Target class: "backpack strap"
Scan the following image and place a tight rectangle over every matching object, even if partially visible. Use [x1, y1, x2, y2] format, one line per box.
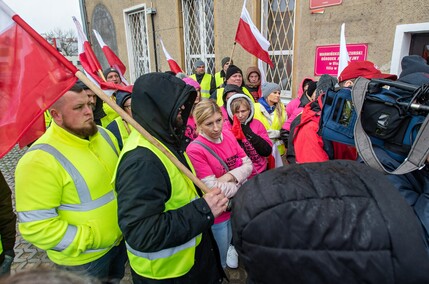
[191, 140, 230, 172]
[352, 77, 429, 174]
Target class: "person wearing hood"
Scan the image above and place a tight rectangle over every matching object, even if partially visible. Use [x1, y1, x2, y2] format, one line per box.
[253, 82, 287, 159]
[225, 94, 272, 178]
[390, 55, 429, 95]
[244, 66, 262, 101]
[106, 90, 133, 150]
[283, 77, 314, 131]
[220, 84, 242, 121]
[210, 64, 254, 106]
[114, 73, 227, 283]
[214, 57, 233, 88]
[190, 60, 216, 99]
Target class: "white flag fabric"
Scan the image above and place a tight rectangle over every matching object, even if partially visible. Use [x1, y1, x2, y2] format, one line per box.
[337, 23, 350, 78]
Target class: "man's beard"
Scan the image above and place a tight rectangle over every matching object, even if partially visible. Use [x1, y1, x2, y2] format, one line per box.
[63, 120, 98, 138]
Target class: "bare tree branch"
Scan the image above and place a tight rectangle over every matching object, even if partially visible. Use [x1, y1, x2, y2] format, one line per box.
[42, 28, 77, 56]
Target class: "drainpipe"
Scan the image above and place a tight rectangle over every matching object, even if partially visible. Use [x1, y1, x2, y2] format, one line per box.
[147, 6, 158, 71]
[78, 0, 90, 38]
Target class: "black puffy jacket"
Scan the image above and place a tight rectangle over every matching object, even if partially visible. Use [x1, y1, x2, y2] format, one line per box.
[232, 160, 429, 284]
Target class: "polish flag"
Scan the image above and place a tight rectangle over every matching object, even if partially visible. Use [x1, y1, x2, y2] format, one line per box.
[93, 29, 129, 85]
[73, 16, 104, 82]
[0, 1, 78, 157]
[235, 0, 273, 68]
[160, 39, 184, 74]
[337, 23, 350, 77]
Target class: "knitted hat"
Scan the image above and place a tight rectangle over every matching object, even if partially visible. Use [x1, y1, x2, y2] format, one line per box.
[338, 61, 397, 82]
[182, 77, 201, 90]
[261, 82, 280, 99]
[115, 91, 132, 109]
[193, 60, 205, 69]
[103, 67, 120, 79]
[221, 57, 233, 67]
[75, 80, 89, 90]
[225, 64, 243, 81]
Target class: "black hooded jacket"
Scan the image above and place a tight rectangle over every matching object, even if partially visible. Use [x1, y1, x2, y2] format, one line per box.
[115, 73, 224, 283]
[232, 160, 429, 284]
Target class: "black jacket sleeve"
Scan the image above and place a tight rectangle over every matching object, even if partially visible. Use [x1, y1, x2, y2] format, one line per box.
[242, 123, 272, 157]
[115, 147, 214, 252]
[0, 171, 16, 257]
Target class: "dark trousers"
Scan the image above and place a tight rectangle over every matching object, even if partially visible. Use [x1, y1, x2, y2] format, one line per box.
[56, 240, 127, 283]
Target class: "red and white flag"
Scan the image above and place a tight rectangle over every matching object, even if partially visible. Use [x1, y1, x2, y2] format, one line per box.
[235, 0, 273, 68]
[0, 1, 78, 157]
[73, 16, 103, 83]
[337, 23, 350, 77]
[93, 29, 129, 85]
[160, 39, 184, 74]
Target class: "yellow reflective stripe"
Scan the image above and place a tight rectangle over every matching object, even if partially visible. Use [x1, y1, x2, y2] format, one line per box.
[126, 236, 197, 260]
[97, 126, 118, 156]
[17, 209, 58, 223]
[28, 144, 92, 203]
[59, 191, 115, 211]
[52, 225, 77, 251]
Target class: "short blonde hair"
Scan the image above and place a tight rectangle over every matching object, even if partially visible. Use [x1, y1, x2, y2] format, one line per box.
[193, 99, 222, 127]
[230, 97, 250, 114]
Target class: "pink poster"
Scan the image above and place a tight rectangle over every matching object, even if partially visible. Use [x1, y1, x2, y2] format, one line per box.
[314, 44, 368, 76]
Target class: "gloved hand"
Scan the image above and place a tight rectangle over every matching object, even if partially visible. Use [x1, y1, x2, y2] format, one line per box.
[280, 128, 290, 145]
[267, 129, 280, 139]
[241, 123, 255, 140]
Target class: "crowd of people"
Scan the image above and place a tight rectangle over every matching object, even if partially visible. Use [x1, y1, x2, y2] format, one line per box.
[1, 54, 429, 283]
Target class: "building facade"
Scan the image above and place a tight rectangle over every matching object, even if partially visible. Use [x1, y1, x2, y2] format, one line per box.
[80, 0, 429, 100]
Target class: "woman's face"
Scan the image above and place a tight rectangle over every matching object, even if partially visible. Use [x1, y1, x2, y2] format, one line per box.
[199, 112, 224, 140]
[267, 90, 281, 106]
[234, 104, 250, 124]
[226, 73, 243, 87]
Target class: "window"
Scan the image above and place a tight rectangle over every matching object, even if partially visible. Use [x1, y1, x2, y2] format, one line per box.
[124, 5, 151, 82]
[182, 0, 215, 75]
[261, 0, 295, 98]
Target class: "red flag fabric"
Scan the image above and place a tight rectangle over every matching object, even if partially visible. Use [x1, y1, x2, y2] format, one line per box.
[235, 0, 274, 68]
[231, 115, 246, 140]
[73, 16, 103, 82]
[0, 1, 78, 158]
[160, 39, 184, 74]
[93, 29, 129, 85]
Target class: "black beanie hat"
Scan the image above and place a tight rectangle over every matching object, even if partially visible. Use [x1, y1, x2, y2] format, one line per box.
[225, 65, 243, 81]
[103, 67, 120, 79]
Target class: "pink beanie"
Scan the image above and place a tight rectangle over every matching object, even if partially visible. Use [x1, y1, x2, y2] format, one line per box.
[182, 77, 201, 90]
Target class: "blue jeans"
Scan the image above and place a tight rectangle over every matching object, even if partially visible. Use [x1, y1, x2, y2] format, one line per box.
[211, 219, 232, 268]
[56, 240, 127, 283]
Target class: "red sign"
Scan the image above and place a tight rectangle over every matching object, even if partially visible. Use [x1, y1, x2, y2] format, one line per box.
[314, 44, 368, 76]
[310, 0, 343, 9]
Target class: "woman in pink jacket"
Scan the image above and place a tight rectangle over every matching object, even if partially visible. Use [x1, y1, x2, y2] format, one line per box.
[224, 94, 272, 178]
[187, 99, 253, 269]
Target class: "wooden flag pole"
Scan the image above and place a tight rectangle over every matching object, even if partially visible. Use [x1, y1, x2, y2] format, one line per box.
[75, 70, 211, 194]
[228, 42, 237, 65]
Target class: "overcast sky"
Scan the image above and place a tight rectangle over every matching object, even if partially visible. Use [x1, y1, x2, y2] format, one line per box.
[3, 0, 82, 34]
